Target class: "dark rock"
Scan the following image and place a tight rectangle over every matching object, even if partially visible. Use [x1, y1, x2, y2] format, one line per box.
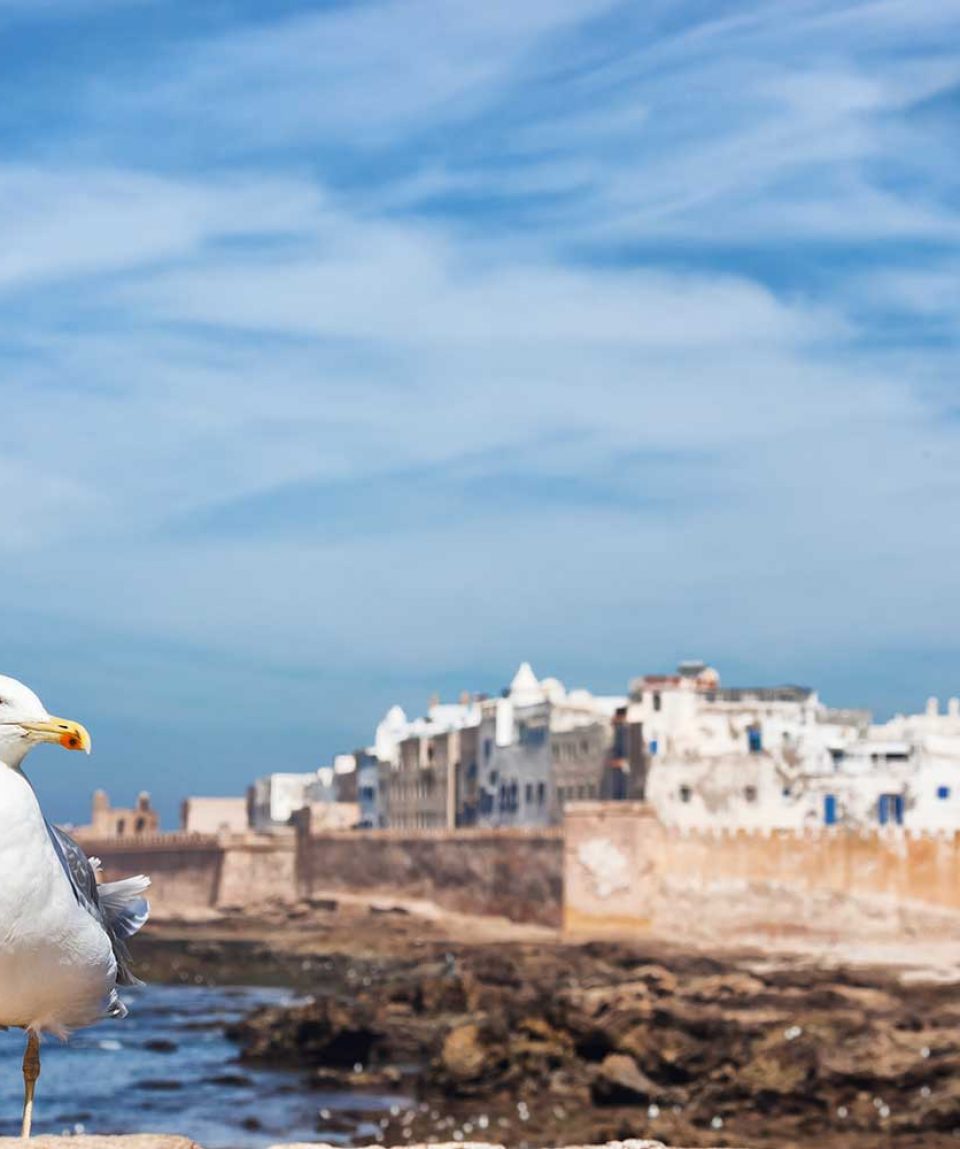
[591, 1053, 660, 1105]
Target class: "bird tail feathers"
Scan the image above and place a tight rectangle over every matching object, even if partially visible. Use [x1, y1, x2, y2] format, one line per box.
[100, 874, 151, 940]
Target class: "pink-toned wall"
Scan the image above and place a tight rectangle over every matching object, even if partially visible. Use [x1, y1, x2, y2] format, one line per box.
[564, 801, 960, 942]
[85, 804, 960, 941]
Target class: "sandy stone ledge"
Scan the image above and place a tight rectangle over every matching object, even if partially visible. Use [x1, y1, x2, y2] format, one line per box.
[269, 1143, 671, 1149]
[0, 1138, 201, 1149]
[0, 1138, 721, 1149]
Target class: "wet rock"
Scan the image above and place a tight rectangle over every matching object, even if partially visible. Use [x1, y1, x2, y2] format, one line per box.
[313, 1065, 404, 1089]
[440, 1024, 491, 1083]
[591, 1054, 660, 1105]
[228, 998, 382, 1067]
[202, 1072, 254, 1087]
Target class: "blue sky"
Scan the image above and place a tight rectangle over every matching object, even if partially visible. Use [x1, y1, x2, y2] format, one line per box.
[2, 0, 959, 825]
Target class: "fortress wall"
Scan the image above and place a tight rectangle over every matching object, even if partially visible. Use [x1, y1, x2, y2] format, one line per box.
[565, 801, 960, 942]
[298, 826, 564, 926]
[83, 835, 224, 913]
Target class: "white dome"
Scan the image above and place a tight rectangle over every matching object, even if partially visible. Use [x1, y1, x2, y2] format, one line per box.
[382, 705, 408, 729]
[540, 676, 567, 703]
[509, 662, 543, 704]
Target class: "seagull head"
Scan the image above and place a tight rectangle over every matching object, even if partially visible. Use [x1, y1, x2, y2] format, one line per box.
[0, 675, 92, 770]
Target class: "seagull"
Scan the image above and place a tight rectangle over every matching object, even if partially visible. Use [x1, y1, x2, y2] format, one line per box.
[0, 675, 150, 1138]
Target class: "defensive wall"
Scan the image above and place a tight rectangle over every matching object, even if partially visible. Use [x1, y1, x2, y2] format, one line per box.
[565, 801, 960, 942]
[84, 803, 960, 940]
[83, 825, 563, 925]
[293, 821, 563, 925]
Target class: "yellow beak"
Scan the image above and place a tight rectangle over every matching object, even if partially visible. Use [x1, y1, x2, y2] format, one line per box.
[20, 717, 92, 754]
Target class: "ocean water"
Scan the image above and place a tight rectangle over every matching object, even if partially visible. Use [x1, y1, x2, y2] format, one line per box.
[0, 984, 411, 1148]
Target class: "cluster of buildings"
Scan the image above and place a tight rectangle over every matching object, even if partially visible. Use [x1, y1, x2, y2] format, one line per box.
[86, 661, 960, 839]
[241, 659, 960, 835]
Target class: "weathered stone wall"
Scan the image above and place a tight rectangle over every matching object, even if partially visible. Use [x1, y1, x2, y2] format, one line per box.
[565, 800, 960, 941]
[83, 826, 564, 925]
[87, 803, 960, 940]
[216, 832, 298, 909]
[298, 827, 564, 925]
[87, 834, 224, 911]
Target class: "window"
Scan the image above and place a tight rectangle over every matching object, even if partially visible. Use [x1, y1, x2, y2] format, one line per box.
[483, 738, 493, 762]
[744, 786, 757, 803]
[747, 726, 763, 753]
[679, 786, 691, 803]
[519, 723, 547, 747]
[116, 818, 126, 835]
[537, 782, 546, 806]
[653, 692, 661, 712]
[878, 793, 904, 826]
[649, 739, 658, 755]
[938, 785, 951, 800]
[525, 783, 533, 804]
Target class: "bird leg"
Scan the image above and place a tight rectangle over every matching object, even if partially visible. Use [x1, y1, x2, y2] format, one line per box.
[21, 1030, 40, 1138]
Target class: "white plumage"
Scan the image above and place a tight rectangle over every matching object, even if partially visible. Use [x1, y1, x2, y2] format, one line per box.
[0, 674, 150, 1136]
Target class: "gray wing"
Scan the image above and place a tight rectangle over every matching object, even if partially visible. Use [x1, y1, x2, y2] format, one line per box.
[45, 821, 149, 988]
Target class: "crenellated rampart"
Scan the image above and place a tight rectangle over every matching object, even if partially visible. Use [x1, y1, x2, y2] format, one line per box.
[564, 801, 960, 942]
[80, 803, 960, 942]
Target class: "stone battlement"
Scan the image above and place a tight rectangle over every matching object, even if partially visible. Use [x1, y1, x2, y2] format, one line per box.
[81, 802, 960, 943]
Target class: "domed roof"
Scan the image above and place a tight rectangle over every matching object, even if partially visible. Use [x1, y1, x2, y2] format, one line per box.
[382, 705, 408, 729]
[540, 676, 567, 703]
[509, 662, 543, 704]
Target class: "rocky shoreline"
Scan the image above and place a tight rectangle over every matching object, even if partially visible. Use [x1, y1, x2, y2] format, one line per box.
[131, 901, 960, 1149]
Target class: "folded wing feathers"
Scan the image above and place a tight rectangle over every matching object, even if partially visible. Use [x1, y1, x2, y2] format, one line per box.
[98, 874, 151, 988]
[99, 875, 151, 939]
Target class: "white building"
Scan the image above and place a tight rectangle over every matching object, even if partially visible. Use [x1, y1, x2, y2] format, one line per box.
[473, 663, 630, 828]
[369, 663, 635, 829]
[643, 664, 960, 833]
[249, 771, 323, 830]
[376, 696, 482, 829]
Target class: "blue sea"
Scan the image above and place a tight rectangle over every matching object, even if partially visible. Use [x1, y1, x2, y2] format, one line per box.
[0, 984, 412, 1147]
